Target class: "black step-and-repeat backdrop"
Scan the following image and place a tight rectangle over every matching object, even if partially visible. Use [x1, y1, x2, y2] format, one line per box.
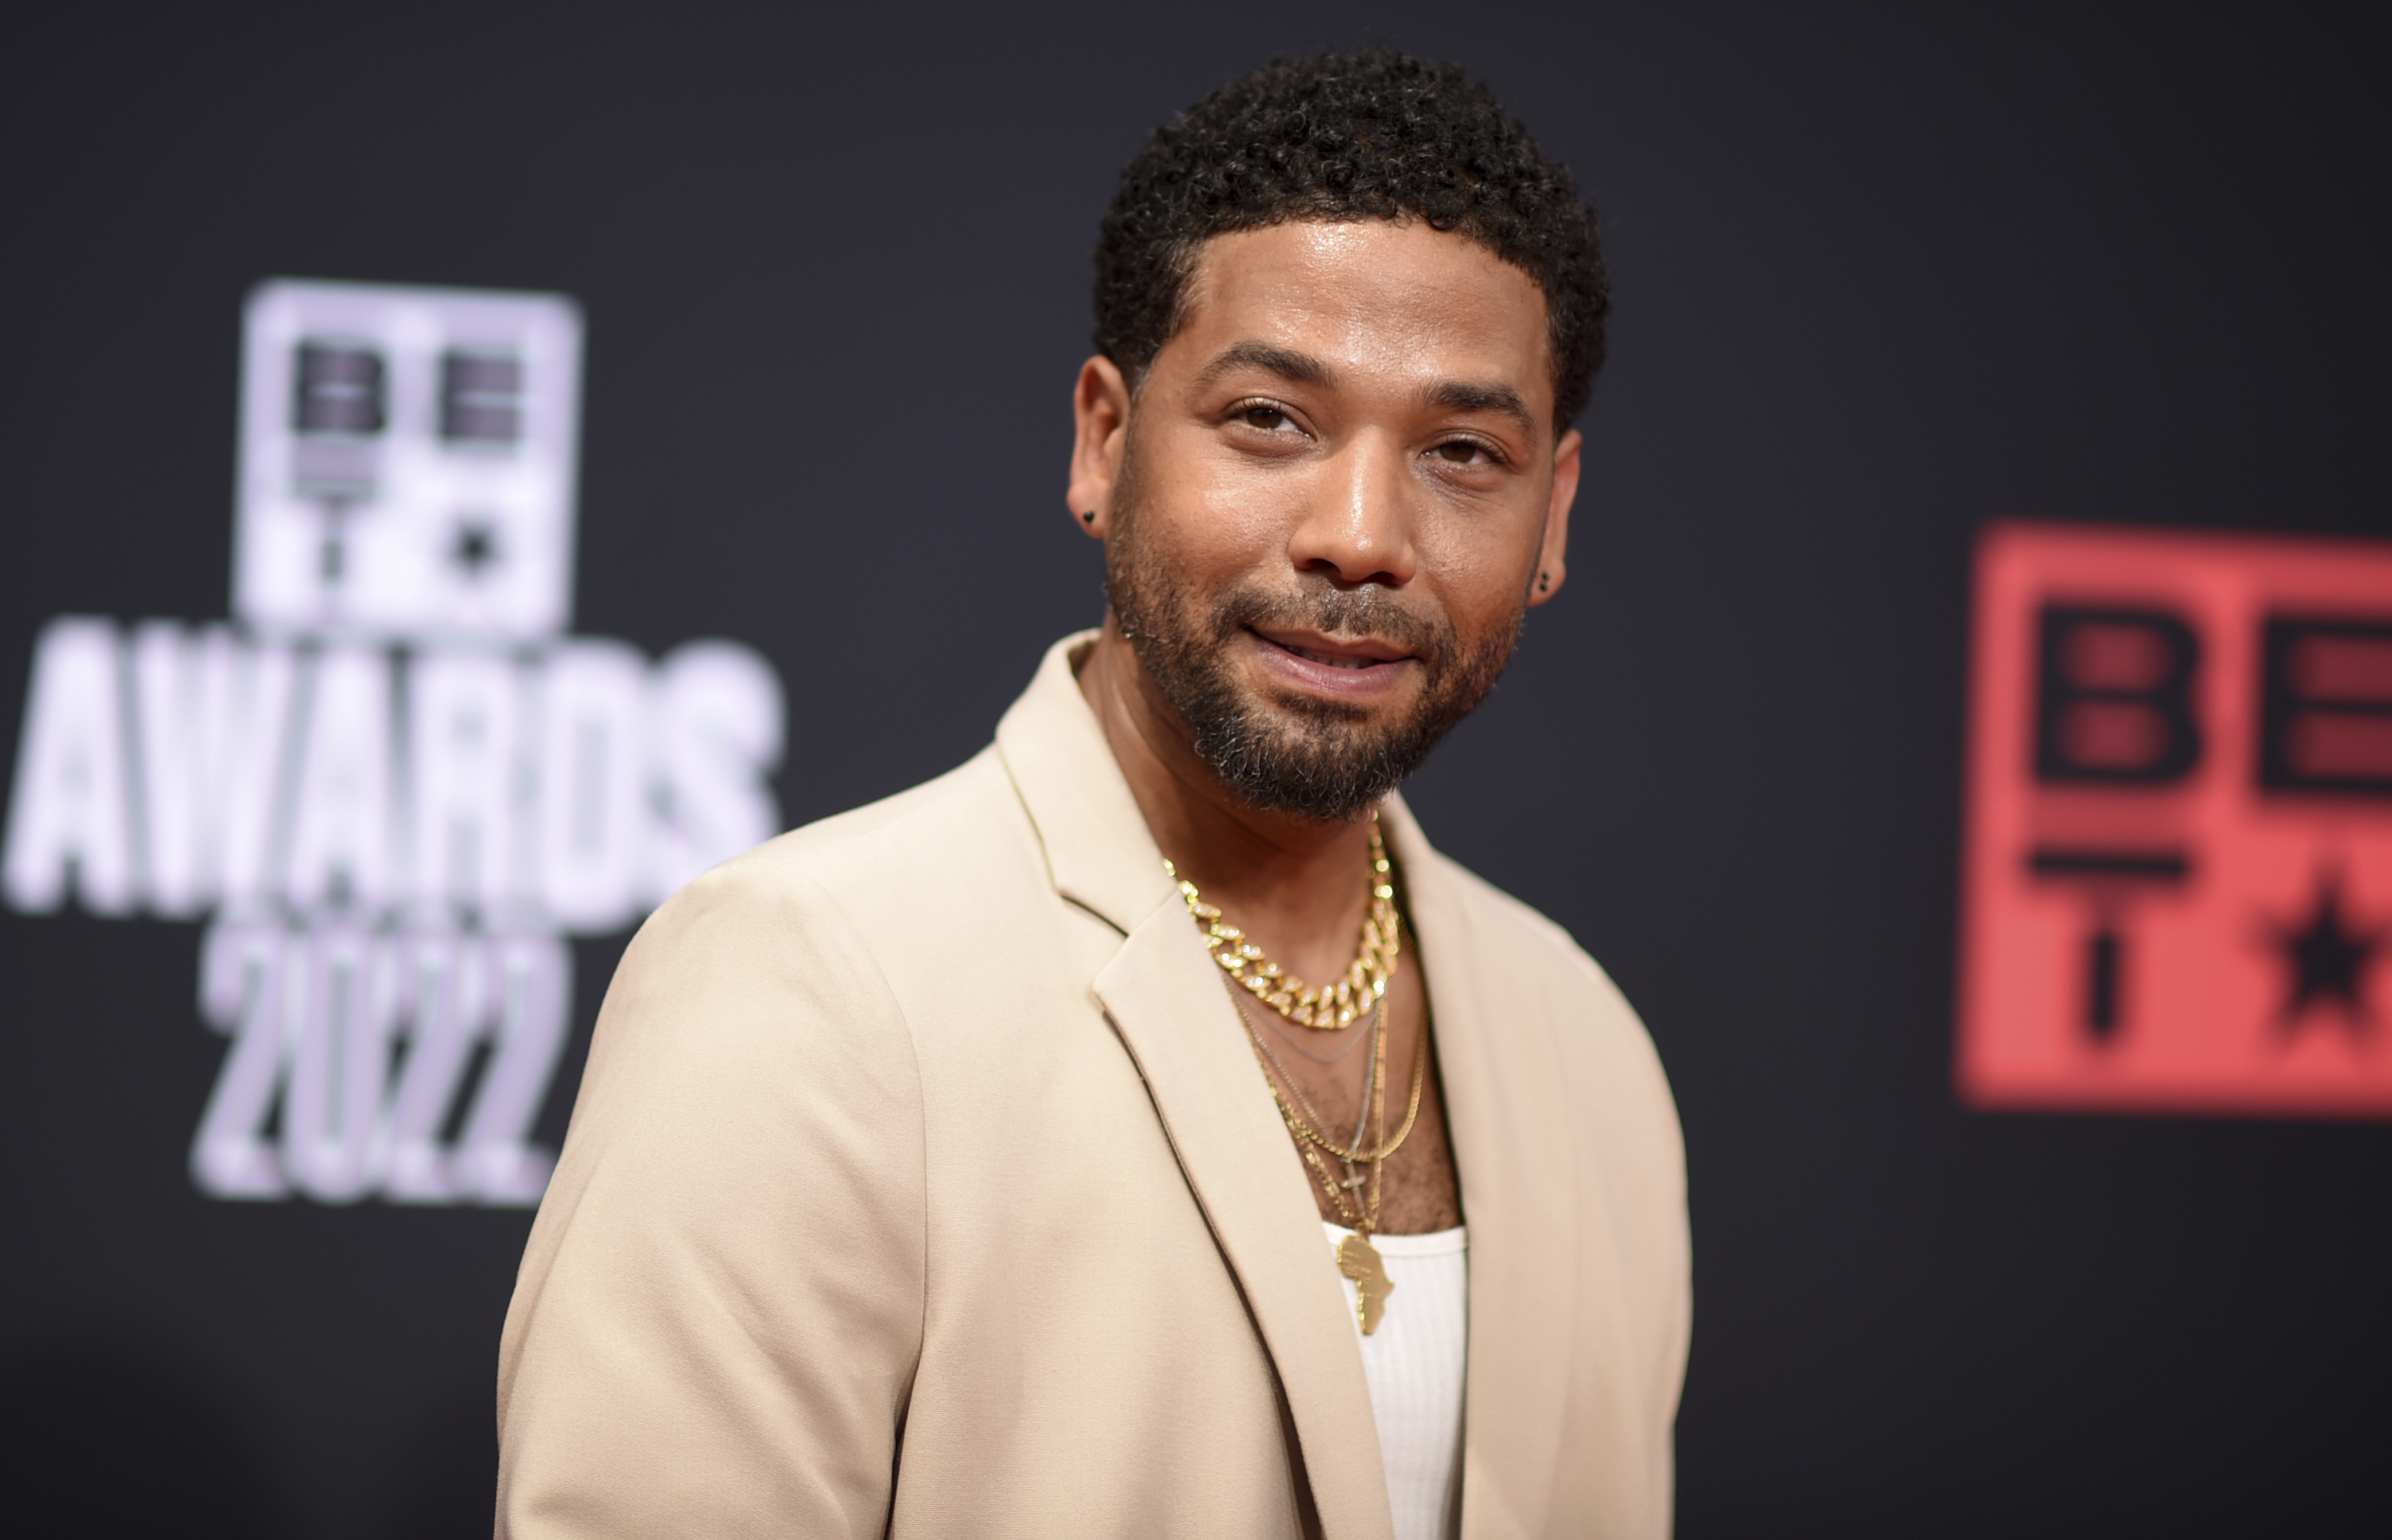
[4, 6, 2386, 1535]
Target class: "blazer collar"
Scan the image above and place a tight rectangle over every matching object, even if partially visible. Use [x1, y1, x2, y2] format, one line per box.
[994, 632, 1174, 934]
[995, 634, 1395, 1540]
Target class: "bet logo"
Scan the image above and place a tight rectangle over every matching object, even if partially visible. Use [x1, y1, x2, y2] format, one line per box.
[1957, 522, 2392, 1115]
[1, 281, 789, 1204]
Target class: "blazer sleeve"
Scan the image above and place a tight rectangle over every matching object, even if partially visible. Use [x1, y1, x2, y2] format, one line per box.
[497, 855, 927, 1539]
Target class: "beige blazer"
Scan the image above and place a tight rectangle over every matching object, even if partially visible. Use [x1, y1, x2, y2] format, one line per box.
[498, 634, 1690, 1539]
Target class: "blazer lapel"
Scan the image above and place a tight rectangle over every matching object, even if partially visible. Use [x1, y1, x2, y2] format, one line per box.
[1095, 902, 1396, 1540]
[997, 634, 1395, 1540]
[1380, 798, 1580, 1540]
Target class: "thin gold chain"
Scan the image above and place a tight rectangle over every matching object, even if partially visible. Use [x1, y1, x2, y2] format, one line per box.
[1253, 1000, 1375, 1064]
[1243, 984, 1381, 1228]
[1242, 981, 1389, 1232]
[1231, 972, 1431, 1233]
[1165, 811, 1399, 1030]
[1240, 986, 1384, 1157]
[1253, 1002, 1429, 1165]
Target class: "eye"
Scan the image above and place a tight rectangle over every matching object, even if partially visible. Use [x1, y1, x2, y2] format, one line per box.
[1428, 438, 1501, 466]
[1229, 399, 1306, 435]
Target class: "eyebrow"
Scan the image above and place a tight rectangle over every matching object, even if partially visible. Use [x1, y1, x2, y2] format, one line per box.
[1193, 339, 1543, 443]
[1422, 379, 1540, 440]
[1188, 340, 1337, 393]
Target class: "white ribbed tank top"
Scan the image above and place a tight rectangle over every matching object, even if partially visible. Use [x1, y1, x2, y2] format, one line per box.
[1324, 1222, 1468, 1540]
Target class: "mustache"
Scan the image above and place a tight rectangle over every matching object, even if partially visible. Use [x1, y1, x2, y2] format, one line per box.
[1206, 582, 1458, 669]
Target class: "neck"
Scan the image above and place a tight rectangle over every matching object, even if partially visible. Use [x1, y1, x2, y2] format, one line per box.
[1078, 611, 1381, 983]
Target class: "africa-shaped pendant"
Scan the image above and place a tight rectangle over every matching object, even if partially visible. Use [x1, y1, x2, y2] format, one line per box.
[1336, 1233, 1394, 1334]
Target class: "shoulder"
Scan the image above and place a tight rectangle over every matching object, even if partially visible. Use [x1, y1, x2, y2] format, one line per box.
[590, 744, 1055, 1080]
[590, 748, 1022, 1069]
[553, 757, 1039, 1219]
[701, 742, 1021, 897]
[1415, 846, 1639, 1024]
[1414, 847, 1682, 1151]
[642, 744, 1031, 958]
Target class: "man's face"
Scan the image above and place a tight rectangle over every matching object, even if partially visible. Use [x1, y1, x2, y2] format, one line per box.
[1092, 218, 1580, 821]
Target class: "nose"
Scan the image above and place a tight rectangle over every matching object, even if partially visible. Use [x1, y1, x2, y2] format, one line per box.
[1285, 430, 1418, 590]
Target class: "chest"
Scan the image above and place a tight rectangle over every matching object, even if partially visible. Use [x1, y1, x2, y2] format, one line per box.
[1231, 946, 1464, 1236]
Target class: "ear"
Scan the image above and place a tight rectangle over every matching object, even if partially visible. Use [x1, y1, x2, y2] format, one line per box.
[1067, 355, 1133, 538]
[1526, 425, 1581, 607]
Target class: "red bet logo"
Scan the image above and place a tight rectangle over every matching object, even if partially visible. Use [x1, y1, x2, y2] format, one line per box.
[1956, 522, 2392, 1116]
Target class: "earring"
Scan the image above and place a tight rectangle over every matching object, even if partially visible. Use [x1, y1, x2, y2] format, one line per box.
[1538, 572, 1550, 592]
[1082, 510, 1096, 524]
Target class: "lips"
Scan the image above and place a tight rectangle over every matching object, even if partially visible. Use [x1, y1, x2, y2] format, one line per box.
[1253, 627, 1410, 666]
[1282, 642, 1387, 670]
[1249, 627, 1415, 698]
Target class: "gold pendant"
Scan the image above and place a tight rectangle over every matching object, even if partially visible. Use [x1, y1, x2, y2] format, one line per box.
[1336, 1233, 1394, 1335]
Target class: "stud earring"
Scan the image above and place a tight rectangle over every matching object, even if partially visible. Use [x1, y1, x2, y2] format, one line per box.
[1082, 510, 1096, 524]
[1538, 572, 1550, 592]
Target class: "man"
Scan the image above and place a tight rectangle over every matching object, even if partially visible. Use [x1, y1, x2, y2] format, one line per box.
[498, 49, 1689, 1540]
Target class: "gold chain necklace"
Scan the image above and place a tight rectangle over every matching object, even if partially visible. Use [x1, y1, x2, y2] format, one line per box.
[1240, 996, 1426, 1337]
[1164, 811, 1399, 1030]
[1238, 985, 1384, 1225]
[1243, 991, 1429, 1168]
[1164, 815, 1421, 1333]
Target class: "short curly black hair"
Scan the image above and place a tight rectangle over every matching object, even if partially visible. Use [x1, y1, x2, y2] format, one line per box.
[1095, 49, 1607, 429]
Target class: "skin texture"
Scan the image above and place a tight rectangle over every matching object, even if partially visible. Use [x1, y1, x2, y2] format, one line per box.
[1068, 218, 1581, 1235]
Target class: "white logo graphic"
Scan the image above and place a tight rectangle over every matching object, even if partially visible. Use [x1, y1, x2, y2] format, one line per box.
[2, 280, 786, 1207]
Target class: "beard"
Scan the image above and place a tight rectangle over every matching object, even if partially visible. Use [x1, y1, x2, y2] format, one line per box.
[1103, 450, 1525, 823]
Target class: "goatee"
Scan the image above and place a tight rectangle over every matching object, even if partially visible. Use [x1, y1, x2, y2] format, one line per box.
[1104, 475, 1522, 823]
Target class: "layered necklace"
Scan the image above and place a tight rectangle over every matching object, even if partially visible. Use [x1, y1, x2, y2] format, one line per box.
[1165, 810, 1425, 1334]
[1179, 815, 1402, 1029]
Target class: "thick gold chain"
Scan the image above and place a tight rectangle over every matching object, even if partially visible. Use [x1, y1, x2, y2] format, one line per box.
[1165, 811, 1399, 1030]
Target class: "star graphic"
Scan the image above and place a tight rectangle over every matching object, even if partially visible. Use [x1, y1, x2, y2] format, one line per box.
[450, 519, 500, 578]
[2271, 870, 2384, 1031]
